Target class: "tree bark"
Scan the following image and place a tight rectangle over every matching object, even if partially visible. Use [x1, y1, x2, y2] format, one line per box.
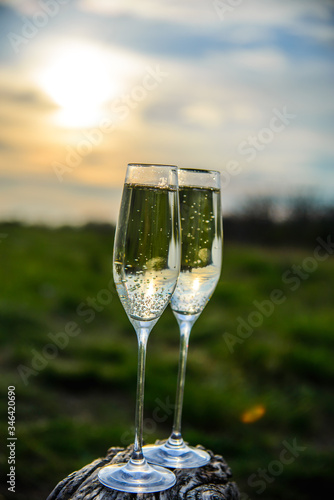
[47, 442, 240, 500]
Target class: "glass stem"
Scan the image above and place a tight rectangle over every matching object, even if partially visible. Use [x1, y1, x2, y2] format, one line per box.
[131, 327, 150, 463]
[168, 320, 192, 446]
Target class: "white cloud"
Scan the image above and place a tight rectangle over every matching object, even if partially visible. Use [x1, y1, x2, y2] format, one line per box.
[78, 0, 333, 36]
[78, 0, 217, 25]
[181, 102, 223, 127]
[213, 0, 332, 28]
[222, 48, 289, 72]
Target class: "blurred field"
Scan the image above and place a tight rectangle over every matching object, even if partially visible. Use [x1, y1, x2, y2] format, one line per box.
[0, 221, 333, 500]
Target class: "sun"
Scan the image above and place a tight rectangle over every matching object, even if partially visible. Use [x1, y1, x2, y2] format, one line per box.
[36, 40, 121, 128]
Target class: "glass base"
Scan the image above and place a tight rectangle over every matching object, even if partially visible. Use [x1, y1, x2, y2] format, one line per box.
[98, 458, 176, 493]
[143, 440, 211, 469]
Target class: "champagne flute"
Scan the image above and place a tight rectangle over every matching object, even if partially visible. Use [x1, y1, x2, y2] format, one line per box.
[98, 163, 180, 493]
[143, 168, 223, 468]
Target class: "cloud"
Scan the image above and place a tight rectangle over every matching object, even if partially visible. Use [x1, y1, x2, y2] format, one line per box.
[0, 86, 56, 108]
[71, 0, 334, 71]
[0, 140, 13, 151]
[181, 102, 223, 128]
[0, 0, 51, 16]
[220, 47, 289, 72]
[78, 0, 334, 37]
[78, 0, 217, 25]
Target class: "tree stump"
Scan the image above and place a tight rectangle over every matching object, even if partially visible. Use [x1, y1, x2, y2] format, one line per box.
[47, 442, 240, 499]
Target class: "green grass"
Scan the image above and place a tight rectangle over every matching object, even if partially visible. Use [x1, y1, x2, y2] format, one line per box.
[0, 223, 333, 499]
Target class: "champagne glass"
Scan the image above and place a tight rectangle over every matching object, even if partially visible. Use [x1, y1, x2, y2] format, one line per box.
[98, 163, 180, 493]
[143, 168, 223, 468]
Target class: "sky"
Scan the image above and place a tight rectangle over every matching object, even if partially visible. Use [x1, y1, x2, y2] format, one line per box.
[0, 0, 333, 225]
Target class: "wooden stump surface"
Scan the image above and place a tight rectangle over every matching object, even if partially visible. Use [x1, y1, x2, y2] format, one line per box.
[47, 442, 240, 499]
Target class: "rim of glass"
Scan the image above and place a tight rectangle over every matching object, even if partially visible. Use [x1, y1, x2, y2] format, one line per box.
[178, 167, 220, 175]
[128, 163, 178, 169]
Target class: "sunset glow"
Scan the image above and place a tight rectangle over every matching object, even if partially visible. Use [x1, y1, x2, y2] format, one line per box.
[0, 0, 333, 225]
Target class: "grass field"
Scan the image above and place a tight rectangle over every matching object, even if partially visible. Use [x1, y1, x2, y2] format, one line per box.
[0, 223, 333, 499]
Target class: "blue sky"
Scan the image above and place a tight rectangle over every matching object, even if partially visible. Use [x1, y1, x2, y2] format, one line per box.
[0, 0, 333, 224]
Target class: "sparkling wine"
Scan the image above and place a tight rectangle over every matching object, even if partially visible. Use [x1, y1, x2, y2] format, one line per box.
[114, 183, 180, 322]
[171, 186, 222, 316]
